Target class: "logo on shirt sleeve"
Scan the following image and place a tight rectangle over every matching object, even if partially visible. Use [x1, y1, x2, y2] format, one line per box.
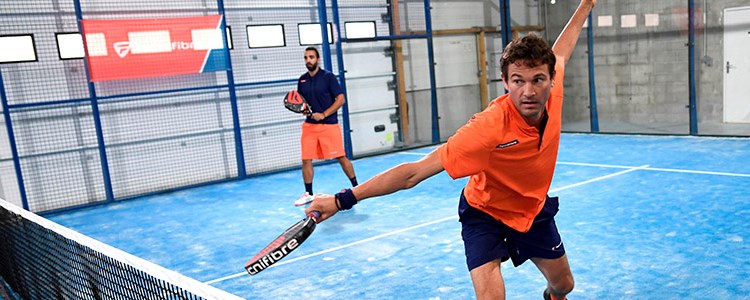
[496, 139, 519, 148]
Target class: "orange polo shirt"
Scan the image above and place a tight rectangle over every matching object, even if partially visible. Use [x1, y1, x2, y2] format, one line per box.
[437, 58, 564, 232]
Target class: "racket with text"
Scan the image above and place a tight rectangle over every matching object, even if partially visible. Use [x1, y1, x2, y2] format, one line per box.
[244, 211, 320, 276]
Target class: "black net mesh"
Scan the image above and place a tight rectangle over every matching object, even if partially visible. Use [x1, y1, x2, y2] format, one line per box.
[0, 198, 243, 300]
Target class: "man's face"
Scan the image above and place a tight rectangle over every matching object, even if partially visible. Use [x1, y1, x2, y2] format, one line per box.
[502, 61, 554, 126]
[304, 50, 319, 72]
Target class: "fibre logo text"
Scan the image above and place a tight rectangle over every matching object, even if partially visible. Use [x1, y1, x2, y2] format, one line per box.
[246, 238, 300, 275]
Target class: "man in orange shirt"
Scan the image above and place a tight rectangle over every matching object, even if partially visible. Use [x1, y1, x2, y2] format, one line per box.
[306, 1, 596, 299]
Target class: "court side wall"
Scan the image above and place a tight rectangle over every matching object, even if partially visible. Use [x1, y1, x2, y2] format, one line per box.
[546, 0, 750, 134]
[0, 0, 538, 212]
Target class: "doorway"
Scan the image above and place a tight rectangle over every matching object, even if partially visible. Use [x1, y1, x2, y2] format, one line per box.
[723, 6, 750, 123]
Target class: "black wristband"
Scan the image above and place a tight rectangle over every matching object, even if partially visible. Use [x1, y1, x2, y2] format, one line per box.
[335, 189, 357, 211]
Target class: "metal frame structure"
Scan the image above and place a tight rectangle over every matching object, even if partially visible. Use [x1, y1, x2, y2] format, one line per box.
[0, 0, 706, 212]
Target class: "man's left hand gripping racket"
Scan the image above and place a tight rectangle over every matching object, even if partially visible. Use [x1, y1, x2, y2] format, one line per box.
[244, 211, 320, 276]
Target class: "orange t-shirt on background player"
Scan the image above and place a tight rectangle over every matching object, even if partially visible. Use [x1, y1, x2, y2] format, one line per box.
[437, 58, 565, 233]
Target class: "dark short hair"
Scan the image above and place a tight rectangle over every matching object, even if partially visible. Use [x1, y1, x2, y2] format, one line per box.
[305, 46, 320, 58]
[501, 33, 556, 79]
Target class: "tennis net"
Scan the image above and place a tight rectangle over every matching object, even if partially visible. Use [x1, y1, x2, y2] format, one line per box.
[0, 198, 244, 300]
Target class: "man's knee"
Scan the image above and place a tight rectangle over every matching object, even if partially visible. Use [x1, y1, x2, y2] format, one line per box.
[549, 274, 574, 295]
[336, 156, 353, 166]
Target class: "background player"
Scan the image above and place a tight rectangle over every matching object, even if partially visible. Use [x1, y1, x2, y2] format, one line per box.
[295, 47, 358, 205]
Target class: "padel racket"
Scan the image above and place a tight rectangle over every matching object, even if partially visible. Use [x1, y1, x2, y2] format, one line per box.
[283, 90, 311, 115]
[244, 211, 320, 275]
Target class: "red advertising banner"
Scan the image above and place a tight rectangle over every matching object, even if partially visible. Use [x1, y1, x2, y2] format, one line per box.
[81, 15, 228, 82]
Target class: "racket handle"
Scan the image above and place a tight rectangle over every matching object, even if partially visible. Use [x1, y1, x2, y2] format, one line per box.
[308, 211, 321, 219]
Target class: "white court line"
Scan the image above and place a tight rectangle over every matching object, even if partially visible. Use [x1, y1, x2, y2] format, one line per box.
[557, 161, 636, 169]
[205, 216, 456, 285]
[557, 161, 750, 178]
[643, 167, 750, 178]
[398, 152, 750, 177]
[549, 164, 649, 193]
[204, 165, 648, 285]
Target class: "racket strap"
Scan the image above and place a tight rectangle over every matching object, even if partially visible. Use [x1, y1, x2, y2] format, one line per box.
[335, 189, 357, 210]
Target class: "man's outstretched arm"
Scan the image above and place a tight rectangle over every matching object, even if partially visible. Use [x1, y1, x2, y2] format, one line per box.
[552, 0, 597, 65]
[305, 150, 445, 222]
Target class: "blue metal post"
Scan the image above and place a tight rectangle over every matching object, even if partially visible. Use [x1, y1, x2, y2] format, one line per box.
[0, 70, 30, 209]
[499, 0, 512, 95]
[329, 0, 354, 159]
[316, 0, 333, 71]
[587, 12, 599, 132]
[424, 0, 440, 143]
[73, 0, 115, 202]
[500, 0, 513, 49]
[217, 0, 246, 177]
[688, 0, 698, 134]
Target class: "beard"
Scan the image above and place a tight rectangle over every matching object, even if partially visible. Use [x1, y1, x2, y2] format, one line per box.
[306, 63, 318, 72]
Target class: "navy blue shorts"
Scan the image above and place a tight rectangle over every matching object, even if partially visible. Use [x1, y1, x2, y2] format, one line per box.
[459, 192, 565, 270]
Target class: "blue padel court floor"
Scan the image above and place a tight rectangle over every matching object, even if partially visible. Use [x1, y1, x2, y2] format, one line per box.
[48, 133, 750, 299]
